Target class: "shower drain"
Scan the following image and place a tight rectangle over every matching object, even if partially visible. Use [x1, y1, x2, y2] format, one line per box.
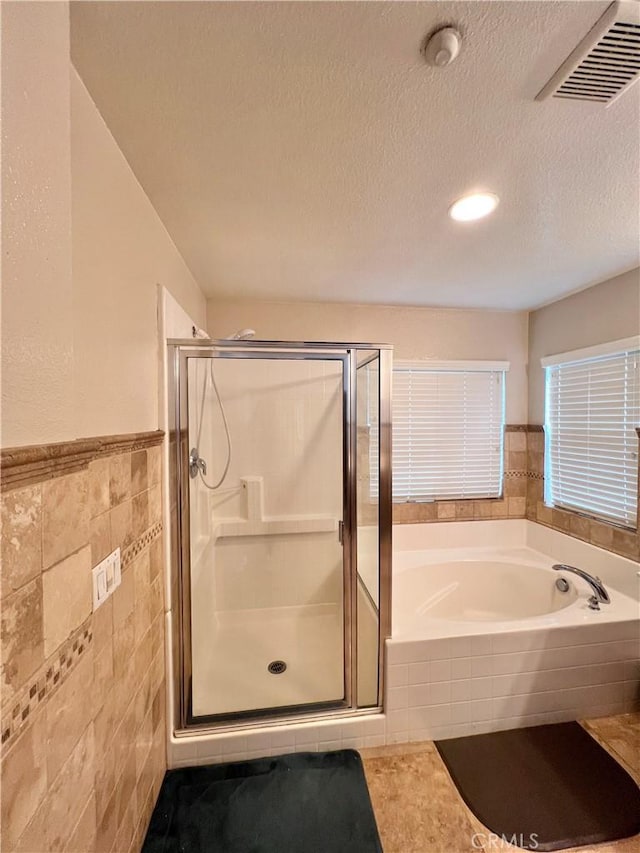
[267, 660, 287, 675]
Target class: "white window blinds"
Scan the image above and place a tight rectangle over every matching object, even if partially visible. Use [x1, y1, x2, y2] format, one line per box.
[373, 362, 506, 503]
[544, 342, 640, 529]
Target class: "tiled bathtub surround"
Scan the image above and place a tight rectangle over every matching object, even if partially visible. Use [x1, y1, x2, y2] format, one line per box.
[385, 621, 639, 744]
[386, 520, 639, 744]
[392, 423, 639, 563]
[393, 425, 529, 524]
[527, 426, 640, 563]
[1, 435, 166, 853]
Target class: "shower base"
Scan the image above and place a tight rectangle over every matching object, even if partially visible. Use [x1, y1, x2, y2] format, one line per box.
[191, 602, 344, 718]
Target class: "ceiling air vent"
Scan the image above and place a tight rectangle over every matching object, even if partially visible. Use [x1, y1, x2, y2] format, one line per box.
[536, 0, 640, 106]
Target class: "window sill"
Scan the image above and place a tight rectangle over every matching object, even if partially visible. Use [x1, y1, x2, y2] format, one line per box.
[546, 502, 638, 535]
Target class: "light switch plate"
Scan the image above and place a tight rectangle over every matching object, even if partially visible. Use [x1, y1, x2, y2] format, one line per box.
[92, 547, 121, 611]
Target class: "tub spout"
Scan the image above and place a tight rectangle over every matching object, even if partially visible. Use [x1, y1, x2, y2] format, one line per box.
[552, 564, 610, 610]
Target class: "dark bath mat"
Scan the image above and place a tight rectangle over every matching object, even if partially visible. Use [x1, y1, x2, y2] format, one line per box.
[435, 721, 640, 851]
[142, 749, 383, 853]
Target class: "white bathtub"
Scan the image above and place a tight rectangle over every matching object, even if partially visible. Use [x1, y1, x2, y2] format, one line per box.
[386, 522, 640, 743]
[393, 547, 639, 639]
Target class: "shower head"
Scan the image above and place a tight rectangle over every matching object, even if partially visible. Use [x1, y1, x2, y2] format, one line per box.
[225, 328, 256, 340]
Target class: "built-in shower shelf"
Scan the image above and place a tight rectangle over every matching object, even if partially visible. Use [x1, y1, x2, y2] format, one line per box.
[212, 475, 338, 540]
[213, 516, 337, 540]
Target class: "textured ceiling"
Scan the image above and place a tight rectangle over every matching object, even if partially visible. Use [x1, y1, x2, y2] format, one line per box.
[70, 1, 639, 310]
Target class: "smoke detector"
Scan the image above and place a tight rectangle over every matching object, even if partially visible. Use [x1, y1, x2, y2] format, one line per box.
[423, 27, 462, 68]
[536, 0, 640, 106]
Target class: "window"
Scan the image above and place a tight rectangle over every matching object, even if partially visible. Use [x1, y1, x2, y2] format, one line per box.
[543, 337, 640, 529]
[369, 361, 507, 502]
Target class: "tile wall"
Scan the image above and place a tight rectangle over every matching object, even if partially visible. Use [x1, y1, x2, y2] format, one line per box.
[390, 423, 639, 562]
[526, 426, 640, 563]
[1, 436, 166, 853]
[169, 713, 389, 769]
[391, 425, 529, 524]
[385, 621, 639, 744]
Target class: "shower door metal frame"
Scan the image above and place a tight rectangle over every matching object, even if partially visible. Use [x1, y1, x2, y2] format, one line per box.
[168, 340, 392, 735]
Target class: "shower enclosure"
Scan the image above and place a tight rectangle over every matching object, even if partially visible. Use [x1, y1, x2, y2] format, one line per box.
[168, 340, 391, 732]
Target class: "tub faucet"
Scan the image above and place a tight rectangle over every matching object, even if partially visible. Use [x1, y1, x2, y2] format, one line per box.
[552, 564, 610, 610]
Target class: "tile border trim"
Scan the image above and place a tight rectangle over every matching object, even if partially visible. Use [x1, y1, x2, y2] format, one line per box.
[0, 430, 164, 492]
[1, 619, 93, 751]
[505, 424, 544, 432]
[122, 521, 163, 570]
[0, 520, 163, 752]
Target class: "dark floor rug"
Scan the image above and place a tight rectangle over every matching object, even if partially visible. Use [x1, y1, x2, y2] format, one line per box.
[142, 749, 383, 853]
[435, 721, 640, 851]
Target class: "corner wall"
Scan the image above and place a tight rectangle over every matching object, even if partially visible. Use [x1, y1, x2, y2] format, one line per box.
[1, 1, 75, 447]
[1, 28, 207, 449]
[1, 4, 207, 852]
[525, 270, 640, 562]
[71, 69, 206, 438]
[528, 268, 640, 424]
[525, 426, 639, 562]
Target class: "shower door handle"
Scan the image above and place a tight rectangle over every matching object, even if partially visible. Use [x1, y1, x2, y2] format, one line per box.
[338, 520, 344, 545]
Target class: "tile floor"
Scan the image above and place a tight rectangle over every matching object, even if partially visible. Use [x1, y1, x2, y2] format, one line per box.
[360, 713, 640, 853]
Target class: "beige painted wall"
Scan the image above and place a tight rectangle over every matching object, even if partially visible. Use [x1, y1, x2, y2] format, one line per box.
[71, 69, 206, 438]
[207, 300, 529, 422]
[528, 268, 640, 423]
[0, 1, 207, 449]
[1, 2, 75, 447]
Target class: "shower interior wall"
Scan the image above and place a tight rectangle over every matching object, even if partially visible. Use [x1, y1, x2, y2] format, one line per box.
[187, 354, 380, 718]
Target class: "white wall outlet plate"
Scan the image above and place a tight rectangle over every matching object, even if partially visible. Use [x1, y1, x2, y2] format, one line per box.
[92, 547, 122, 611]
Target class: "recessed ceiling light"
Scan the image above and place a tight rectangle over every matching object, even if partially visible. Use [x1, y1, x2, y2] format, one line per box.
[449, 192, 499, 222]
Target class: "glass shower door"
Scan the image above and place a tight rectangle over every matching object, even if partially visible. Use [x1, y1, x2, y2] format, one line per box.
[356, 351, 381, 707]
[185, 352, 347, 720]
